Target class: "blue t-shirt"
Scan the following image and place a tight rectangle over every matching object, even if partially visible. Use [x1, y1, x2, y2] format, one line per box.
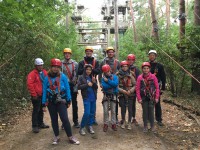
[85, 76, 96, 101]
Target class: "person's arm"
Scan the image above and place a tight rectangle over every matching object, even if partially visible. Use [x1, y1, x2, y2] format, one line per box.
[136, 76, 142, 103]
[42, 77, 48, 105]
[107, 75, 118, 87]
[129, 76, 136, 93]
[62, 74, 71, 101]
[27, 72, 37, 97]
[135, 67, 140, 80]
[160, 64, 166, 90]
[98, 61, 103, 86]
[93, 60, 100, 75]
[101, 78, 113, 89]
[78, 76, 88, 90]
[153, 75, 160, 102]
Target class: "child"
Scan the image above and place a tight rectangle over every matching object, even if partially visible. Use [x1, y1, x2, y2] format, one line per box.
[42, 58, 80, 145]
[101, 64, 119, 132]
[118, 61, 136, 130]
[136, 62, 160, 132]
[78, 64, 98, 135]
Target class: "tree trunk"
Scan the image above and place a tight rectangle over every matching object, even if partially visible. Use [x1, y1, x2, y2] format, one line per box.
[179, 0, 186, 40]
[129, 0, 137, 43]
[192, 0, 200, 95]
[149, 0, 159, 42]
[166, 0, 170, 35]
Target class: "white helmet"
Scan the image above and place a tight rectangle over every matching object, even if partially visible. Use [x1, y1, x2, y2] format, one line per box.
[34, 58, 44, 65]
[148, 50, 157, 55]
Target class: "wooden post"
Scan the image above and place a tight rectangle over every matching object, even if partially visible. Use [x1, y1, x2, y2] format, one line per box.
[179, 0, 186, 40]
[114, 0, 119, 59]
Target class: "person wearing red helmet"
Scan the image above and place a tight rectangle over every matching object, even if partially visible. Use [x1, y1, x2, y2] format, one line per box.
[27, 58, 49, 133]
[101, 64, 119, 132]
[42, 58, 80, 145]
[127, 54, 140, 126]
[136, 62, 160, 133]
[117, 61, 136, 130]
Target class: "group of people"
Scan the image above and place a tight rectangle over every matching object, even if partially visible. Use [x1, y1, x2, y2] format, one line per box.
[26, 46, 166, 145]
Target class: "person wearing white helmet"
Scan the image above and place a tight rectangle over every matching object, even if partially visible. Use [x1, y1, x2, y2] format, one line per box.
[148, 50, 166, 126]
[27, 58, 49, 133]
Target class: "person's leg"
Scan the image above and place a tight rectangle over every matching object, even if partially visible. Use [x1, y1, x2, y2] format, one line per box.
[128, 98, 133, 123]
[80, 101, 90, 128]
[142, 100, 148, 132]
[120, 97, 126, 129]
[57, 103, 72, 137]
[31, 98, 41, 132]
[89, 100, 96, 126]
[149, 101, 155, 131]
[102, 100, 109, 132]
[38, 97, 49, 128]
[110, 100, 117, 131]
[71, 86, 79, 126]
[155, 97, 163, 126]
[47, 103, 59, 136]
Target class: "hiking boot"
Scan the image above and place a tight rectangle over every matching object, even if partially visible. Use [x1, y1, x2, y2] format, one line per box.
[32, 127, 39, 133]
[112, 124, 117, 131]
[121, 122, 125, 129]
[143, 127, 148, 133]
[69, 136, 80, 145]
[39, 123, 49, 129]
[74, 122, 80, 128]
[157, 121, 164, 126]
[52, 136, 60, 145]
[103, 124, 108, 132]
[88, 126, 95, 134]
[79, 128, 86, 136]
[132, 119, 139, 126]
[127, 123, 132, 130]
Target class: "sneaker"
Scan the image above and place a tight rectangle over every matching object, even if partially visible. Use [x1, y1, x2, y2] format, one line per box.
[112, 124, 117, 131]
[39, 123, 49, 129]
[52, 136, 60, 145]
[132, 119, 139, 126]
[79, 128, 86, 136]
[127, 123, 132, 130]
[103, 124, 108, 132]
[157, 121, 164, 126]
[150, 127, 156, 133]
[121, 122, 125, 129]
[143, 127, 148, 133]
[88, 126, 95, 134]
[74, 122, 80, 128]
[32, 127, 39, 133]
[69, 136, 80, 145]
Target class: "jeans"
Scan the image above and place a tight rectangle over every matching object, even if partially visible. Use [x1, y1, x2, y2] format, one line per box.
[48, 102, 72, 137]
[80, 100, 96, 128]
[31, 97, 43, 127]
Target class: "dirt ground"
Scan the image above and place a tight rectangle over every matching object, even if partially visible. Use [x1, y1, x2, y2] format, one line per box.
[0, 89, 200, 150]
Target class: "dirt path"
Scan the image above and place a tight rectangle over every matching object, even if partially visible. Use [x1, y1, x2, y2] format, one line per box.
[0, 90, 199, 150]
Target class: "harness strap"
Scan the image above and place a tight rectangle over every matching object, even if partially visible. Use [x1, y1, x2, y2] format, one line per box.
[48, 75, 60, 93]
[64, 62, 74, 80]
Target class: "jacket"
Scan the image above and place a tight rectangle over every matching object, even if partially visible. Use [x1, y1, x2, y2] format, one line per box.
[136, 73, 160, 103]
[78, 56, 100, 76]
[101, 74, 119, 95]
[42, 72, 71, 105]
[149, 61, 166, 90]
[78, 73, 98, 100]
[117, 70, 136, 97]
[27, 69, 47, 97]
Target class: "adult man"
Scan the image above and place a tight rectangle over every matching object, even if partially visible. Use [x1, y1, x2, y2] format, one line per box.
[99, 46, 120, 123]
[148, 50, 166, 126]
[27, 58, 49, 133]
[62, 48, 79, 128]
[78, 46, 100, 125]
[126, 54, 140, 125]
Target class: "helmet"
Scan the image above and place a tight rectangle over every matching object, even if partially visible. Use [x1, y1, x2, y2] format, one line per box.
[148, 50, 157, 55]
[34, 58, 44, 65]
[127, 54, 136, 61]
[106, 46, 115, 52]
[141, 62, 151, 68]
[63, 48, 72, 54]
[102, 64, 111, 73]
[85, 46, 93, 52]
[51, 58, 62, 67]
[120, 61, 129, 66]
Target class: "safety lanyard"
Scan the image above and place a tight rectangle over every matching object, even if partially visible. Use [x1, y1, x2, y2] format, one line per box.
[48, 75, 60, 93]
[64, 62, 74, 80]
[122, 77, 131, 89]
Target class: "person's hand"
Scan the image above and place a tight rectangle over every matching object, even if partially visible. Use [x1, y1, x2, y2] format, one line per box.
[92, 76, 96, 83]
[138, 100, 142, 104]
[123, 90, 128, 95]
[66, 101, 71, 108]
[127, 90, 131, 96]
[43, 107, 47, 112]
[88, 82, 93, 87]
[103, 77, 108, 82]
[155, 99, 159, 103]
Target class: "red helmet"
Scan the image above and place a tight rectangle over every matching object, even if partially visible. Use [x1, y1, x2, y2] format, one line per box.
[127, 54, 136, 61]
[120, 60, 129, 66]
[51, 58, 62, 67]
[102, 64, 111, 73]
[141, 62, 151, 68]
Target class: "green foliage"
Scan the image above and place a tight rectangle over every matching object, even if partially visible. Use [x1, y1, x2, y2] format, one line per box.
[0, 0, 79, 113]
